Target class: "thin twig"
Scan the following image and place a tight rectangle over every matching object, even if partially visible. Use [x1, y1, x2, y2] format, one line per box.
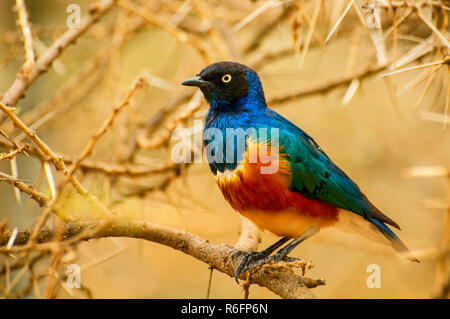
[14, 0, 35, 78]
[116, 0, 211, 63]
[60, 77, 147, 190]
[0, 172, 50, 206]
[0, 143, 29, 161]
[268, 62, 389, 105]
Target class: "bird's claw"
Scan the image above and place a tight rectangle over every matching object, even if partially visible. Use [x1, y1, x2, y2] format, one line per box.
[234, 251, 264, 283]
[234, 251, 303, 283]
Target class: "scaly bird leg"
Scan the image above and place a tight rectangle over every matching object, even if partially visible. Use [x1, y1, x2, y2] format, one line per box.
[235, 227, 319, 282]
[234, 237, 289, 283]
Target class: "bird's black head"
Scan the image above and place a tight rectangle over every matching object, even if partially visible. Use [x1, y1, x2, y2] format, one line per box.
[182, 62, 266, 110]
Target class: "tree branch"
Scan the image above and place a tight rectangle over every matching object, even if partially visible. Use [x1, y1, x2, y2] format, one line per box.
[0, 171, 50, 206]
[268, 63, 389, 106]
[0, 143, 29, 161]
[14, 0, 35, 78]
[0, 0, 114, 122]
[0, 220, 325, 299]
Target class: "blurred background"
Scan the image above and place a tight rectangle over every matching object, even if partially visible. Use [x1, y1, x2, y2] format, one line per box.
[0, 0, 449, 298]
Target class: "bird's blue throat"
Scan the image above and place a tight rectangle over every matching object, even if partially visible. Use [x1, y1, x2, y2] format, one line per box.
[203, 69, 267, 174]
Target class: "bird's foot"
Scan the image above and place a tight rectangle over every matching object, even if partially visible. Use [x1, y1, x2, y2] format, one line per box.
[234, 250, 305, 283]
[234, 250, 268, 283]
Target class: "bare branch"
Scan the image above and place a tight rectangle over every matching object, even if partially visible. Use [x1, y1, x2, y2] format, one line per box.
[0, 0, 114, 122]
[14, 0, 35, 77]
[0, 220, 325, 299]
[116, 0, 211, 63]
[61, 76, 147, 188]
[0, 143, 29, 161]
[268, 62, 389, 105]
[0, 171, 50, 206]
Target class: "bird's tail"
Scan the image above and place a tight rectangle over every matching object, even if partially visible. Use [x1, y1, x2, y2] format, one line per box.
[369, 218, 420, 263]
[336, 209, 419, 262]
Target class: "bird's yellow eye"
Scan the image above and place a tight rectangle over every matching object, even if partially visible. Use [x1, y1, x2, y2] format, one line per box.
[222, 74, 232, 83]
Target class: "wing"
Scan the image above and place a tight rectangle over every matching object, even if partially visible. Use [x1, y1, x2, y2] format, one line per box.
[262, 109, 399, 228]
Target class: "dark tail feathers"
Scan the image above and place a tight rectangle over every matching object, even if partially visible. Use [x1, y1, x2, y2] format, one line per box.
[369, 218, 420, 263]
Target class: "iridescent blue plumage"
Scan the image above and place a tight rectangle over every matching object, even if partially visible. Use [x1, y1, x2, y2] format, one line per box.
[203, 66, 375, 220]
[182, 61, 418, 265]
[204, 69, 266, 173]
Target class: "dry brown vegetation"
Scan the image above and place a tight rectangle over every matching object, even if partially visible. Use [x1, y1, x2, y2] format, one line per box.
[0, 0, 449, 299]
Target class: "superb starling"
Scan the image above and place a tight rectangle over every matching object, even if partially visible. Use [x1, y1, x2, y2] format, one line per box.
[182, 62, 418, 282]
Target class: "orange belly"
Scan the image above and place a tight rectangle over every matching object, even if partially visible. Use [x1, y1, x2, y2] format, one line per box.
[214, 141, 338, 238]
[240, 208, 337, 238]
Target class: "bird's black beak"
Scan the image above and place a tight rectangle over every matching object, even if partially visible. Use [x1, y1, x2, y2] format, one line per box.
[181, 75, 209, 87]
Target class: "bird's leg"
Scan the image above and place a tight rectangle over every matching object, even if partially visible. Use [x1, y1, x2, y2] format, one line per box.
[239, 227, 319, 279]
[234, 237, 289, 283]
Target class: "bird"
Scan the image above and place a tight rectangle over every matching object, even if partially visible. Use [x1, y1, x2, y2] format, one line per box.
[181, 61, 418, 282]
